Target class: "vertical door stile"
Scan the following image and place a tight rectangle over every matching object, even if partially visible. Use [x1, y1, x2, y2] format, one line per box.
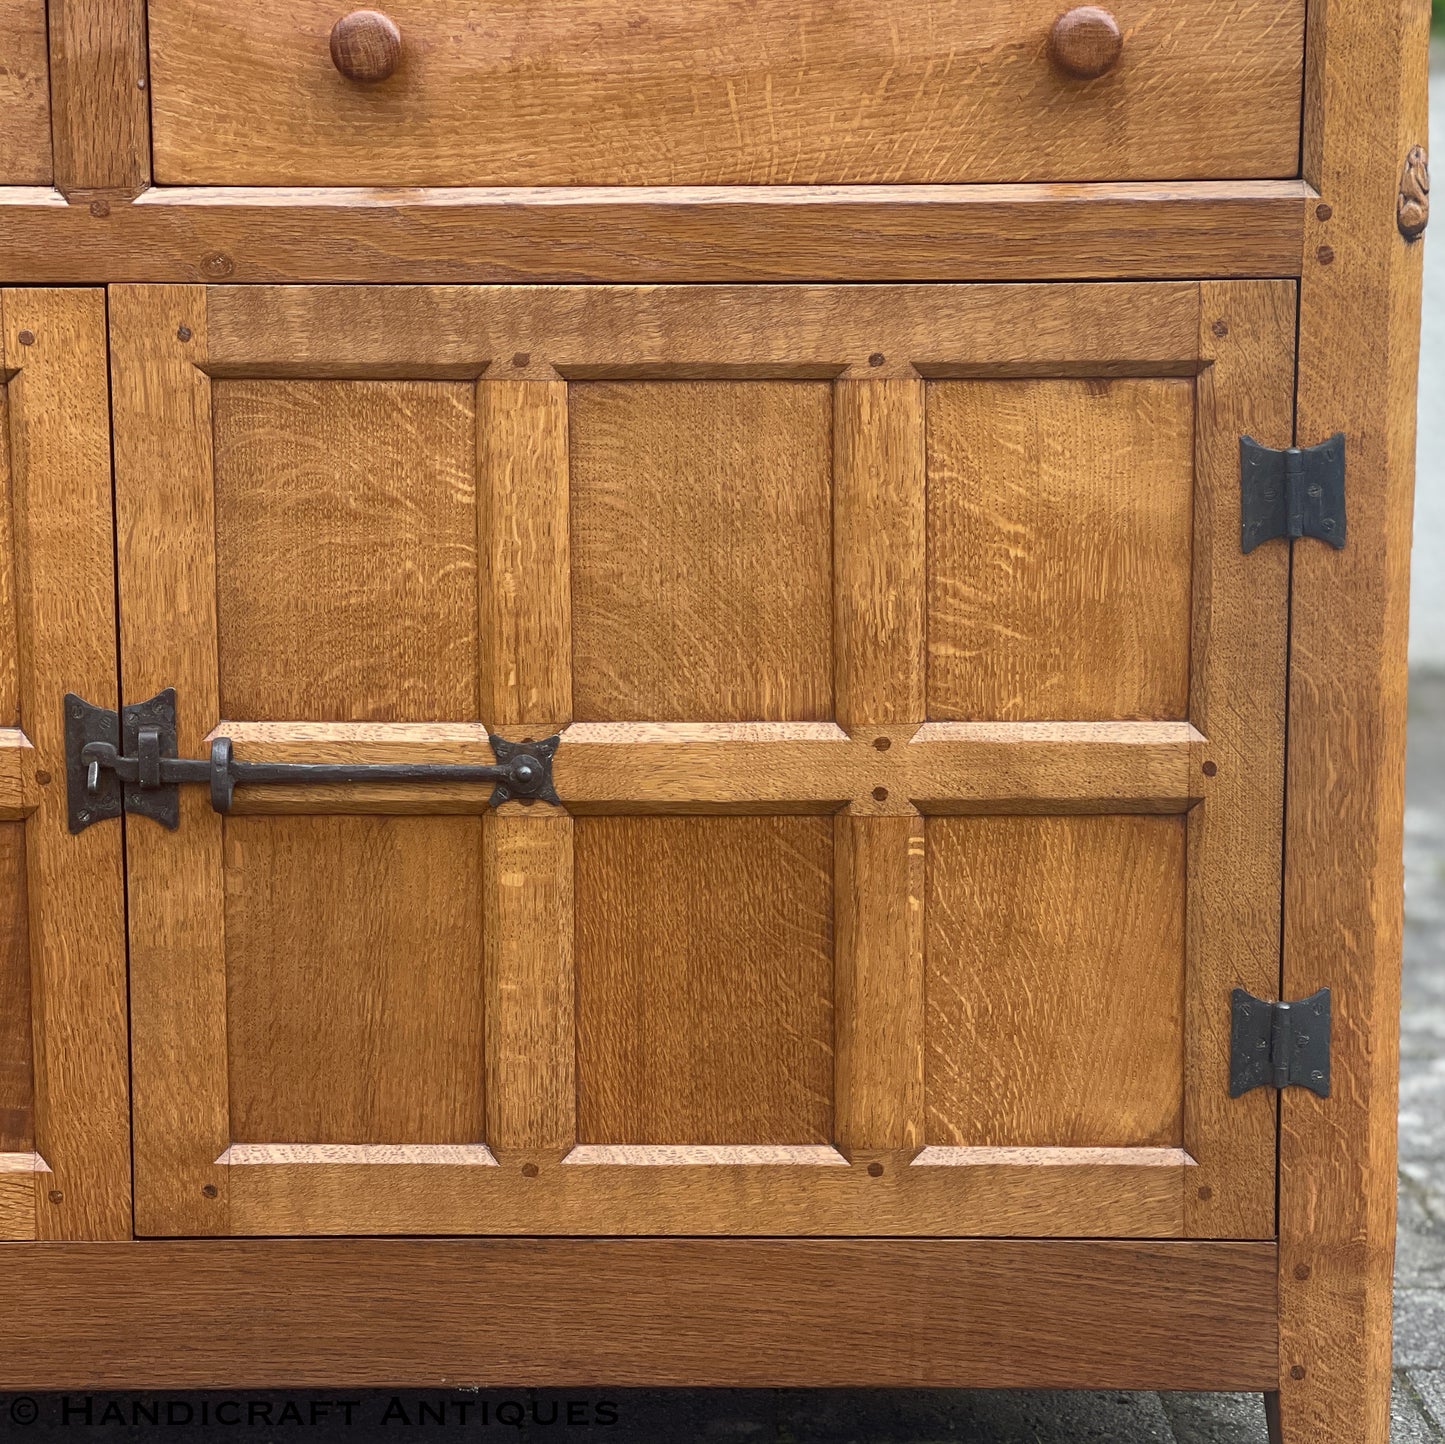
[1184, 281, 1296, 1237]
[110, 285, 230, 1234]
[832, 375, 927, 1168]
[4, 289, 129, 1238]
[478, 369, 577, 1171]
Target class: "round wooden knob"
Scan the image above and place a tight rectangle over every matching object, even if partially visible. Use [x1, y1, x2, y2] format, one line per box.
[1048, 7, 1123, 79]
[330, 10, 402, 83]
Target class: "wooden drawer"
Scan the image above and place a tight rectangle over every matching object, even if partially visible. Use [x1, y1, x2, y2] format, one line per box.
[147, 0, 1305, 187]
[0, 0, 50, 183]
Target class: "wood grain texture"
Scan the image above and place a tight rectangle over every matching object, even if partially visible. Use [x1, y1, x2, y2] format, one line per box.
[195, 719, 1200, 817]
[0, 824, 31, 1152]
[575, 816, 834, 1146]
[45, 0, 148, 194]
[0, 729, 37, 821]
[0, 0, 50, 183]
[5, 290, 129, 1239]
[200, 282, 1204, 380]
[483, 811, 574, 1157]
[110, 285, 230, 1235]
[217, 1147, 1190, 1237]
[478, 380, 571, 728]
[1277, 0, 1430, 1438]
[1183, 281, 1295, 1238]
[834, 381, 925, 728]
[0, 380, 16, 725]
[926, 815, 1186, 1148]
[0, 1239, 1279, 1389]
[927, 377, 1194, 721]
[834, 815, 924, 1161]
[146, 0, 1303, 186]
[570, 382, 834, 722]
[224, 815, 485, 1146]
[213, 379, 479, 723]
[0, 183, 1313, 285]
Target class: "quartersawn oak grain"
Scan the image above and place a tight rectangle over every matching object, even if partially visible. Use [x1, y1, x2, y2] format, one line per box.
[1275, 0, 1430, 1438]
[224, 815, 485, 1146]
[213, 378, 479, 723]
[146, 0, 1304, 186]
[0, 0, 50, 184]
[5, 290, 129, 1240]
[570, 381, 834, 722]
[926, 815, 1185, 1149]
[927, 377, 1194, 722]
[0, 1240, 1279, 1390]
[575, 816, 835, 1147]
[0, 183, 1313, 284]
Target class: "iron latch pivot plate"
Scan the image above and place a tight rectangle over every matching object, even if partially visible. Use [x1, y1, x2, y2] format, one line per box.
[64, 689, 560, 833]
[1229, 987, 1331, 1097]
[1240, 433, 1346, 553]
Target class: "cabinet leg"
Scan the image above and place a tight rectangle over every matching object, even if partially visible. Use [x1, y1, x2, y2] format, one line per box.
[1264, 1392, 1282, 1444]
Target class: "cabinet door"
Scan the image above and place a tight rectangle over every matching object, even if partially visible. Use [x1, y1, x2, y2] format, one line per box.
[112, 282, 1292, 1239]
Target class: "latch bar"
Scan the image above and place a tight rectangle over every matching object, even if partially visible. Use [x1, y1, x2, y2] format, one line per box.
[65, 689, 560, 833]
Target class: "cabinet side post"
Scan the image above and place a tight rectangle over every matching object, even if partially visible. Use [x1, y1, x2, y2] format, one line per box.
[1279, 0, 1429, 1439]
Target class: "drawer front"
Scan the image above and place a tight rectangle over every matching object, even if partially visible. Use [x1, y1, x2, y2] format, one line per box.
[0, 0, 50, 183]
[148, 0, 1304, 187]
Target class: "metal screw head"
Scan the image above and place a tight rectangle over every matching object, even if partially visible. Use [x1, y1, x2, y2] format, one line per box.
[868, 352, 885, 367]
[873, 736, 891, 751]
[1316, 202, 1333, 222]
[514, 762, 536, 784]
[1290, 1364, 1306, 1380]
[202, 1184, 219, 1198]
[872, 786, 889, 802]
[47, 1189, 63, 1204]
[16, 330, 34, 346]
[521, 1163, 539, 1178]
[177, 324, 193, 342]
[1317, 244, 1335, 265]
[867, 1162, 884, 1177]
[1210, 319, 1229, 338]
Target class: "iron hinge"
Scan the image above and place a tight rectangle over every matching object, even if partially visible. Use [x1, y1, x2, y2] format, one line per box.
[1239, 433, 1346, 553]
[64, 689, 560, 834]
[1228, 988, 1331, 1097]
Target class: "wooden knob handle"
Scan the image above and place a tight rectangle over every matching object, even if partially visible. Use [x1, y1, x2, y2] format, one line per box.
[1048, 7, 1123, 79]
[330, 10, 402, 83]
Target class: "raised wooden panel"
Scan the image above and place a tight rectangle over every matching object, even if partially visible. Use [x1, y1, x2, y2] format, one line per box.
[224, 816, 485, 1145]
[927, 378, 1194, 722]
[0, 0, 50, 184]
[213, 379, 479, 723]
[926, 814, 1186, 1148]
[0, 824, 31, 1152]
[570, 382, 833, 722]
[146, 0, 1303, 187]
[576, 816, 834, 1145]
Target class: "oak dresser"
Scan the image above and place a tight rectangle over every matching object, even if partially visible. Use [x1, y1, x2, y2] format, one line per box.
[0, 3, 1430, 1439]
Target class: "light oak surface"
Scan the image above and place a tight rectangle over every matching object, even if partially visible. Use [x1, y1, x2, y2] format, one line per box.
[0, 0, 50, 184]
[102, 281, 1295, 1243]
[0, 183, 1314, 284]
[0, 1240, 1279, 1390]
[1274, 0, 1431, 1438]
[146, 0, 1304, 187]
[3, 291, 129, 1240]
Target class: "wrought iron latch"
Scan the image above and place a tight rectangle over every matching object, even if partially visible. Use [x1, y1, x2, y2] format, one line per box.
[64, 689, 560, 834]
[1239, 433, 1346, 553]
[1228, 988, 1331, 1097]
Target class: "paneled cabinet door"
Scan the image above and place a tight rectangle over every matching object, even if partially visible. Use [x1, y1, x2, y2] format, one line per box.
[111, 282, 1293, 1239]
